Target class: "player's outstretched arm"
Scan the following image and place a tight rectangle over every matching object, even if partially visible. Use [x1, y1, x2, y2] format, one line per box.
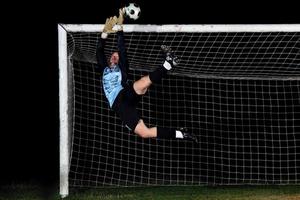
[96, 17, 118, 71]
[96, 37, 108, 71]
[116, 9, 129, 73]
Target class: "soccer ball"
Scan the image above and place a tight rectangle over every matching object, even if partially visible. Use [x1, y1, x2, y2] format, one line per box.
[124, 3, 141, 20]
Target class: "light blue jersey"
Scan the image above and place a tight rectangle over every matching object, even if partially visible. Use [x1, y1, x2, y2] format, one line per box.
[102, 65, 124, 108]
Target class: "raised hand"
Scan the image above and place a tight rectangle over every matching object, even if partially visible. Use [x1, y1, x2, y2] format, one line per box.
[102, 16, 118, 34]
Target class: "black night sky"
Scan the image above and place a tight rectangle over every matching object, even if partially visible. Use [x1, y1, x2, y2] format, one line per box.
[1, 0, 299, 190]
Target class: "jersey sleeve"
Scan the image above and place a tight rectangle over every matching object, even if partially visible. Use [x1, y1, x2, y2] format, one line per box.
[117, 31, 129, 74]
[96, 37, 108, 73]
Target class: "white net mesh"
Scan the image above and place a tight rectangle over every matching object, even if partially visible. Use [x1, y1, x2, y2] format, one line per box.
[65, 25, 300, 187]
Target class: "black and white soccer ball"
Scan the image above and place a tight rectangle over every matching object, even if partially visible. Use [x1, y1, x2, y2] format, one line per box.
[125, 3, 141, 20]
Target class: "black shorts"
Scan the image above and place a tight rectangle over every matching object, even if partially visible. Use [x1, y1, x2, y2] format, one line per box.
[112, 83, 141, 131]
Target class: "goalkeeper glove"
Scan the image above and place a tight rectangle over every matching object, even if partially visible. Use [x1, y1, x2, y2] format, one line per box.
[101, 16, 118, 38]
[113, 8, 125, 32]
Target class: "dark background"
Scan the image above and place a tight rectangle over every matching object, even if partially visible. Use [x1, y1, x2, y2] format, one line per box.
[1, 0, 299, 190]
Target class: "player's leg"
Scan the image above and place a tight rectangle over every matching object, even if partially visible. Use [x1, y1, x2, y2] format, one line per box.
[134, 119, 198, 142]
[114, 94, 198, 142]
[133, 45, 179, 95]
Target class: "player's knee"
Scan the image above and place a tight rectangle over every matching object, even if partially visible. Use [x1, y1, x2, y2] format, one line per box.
[134, 88, 147, 96]
[134, 76, 150, 95]
[140, 77, 150, 94]
[134, 120, 151, 138]
[138, 88, 147, 95]
[135, 130, 149, 138]
[135, 128, 150, 138]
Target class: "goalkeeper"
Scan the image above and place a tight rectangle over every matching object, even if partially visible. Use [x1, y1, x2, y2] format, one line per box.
[96, 10, 197, 142]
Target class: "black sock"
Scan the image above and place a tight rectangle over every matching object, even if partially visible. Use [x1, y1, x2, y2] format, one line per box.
[157, 127, 176, 139]
[149, 66, 168, 84]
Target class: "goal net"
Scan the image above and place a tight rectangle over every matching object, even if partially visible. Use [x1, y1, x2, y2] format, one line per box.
[58, 24, 300, 197]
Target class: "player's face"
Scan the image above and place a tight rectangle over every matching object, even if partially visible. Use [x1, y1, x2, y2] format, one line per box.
[110, 52, 119, 67]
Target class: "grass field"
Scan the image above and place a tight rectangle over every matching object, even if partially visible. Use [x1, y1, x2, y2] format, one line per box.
[0, 184, 299, 200]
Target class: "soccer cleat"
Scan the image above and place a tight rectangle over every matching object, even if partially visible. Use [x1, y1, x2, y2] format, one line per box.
[161, 45, 179, 67]
[180, 128, 198, 143]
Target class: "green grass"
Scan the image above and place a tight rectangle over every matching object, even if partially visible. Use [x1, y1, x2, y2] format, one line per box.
[1, 184, 300, 200]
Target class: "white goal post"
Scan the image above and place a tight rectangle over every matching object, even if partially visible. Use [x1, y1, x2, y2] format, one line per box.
[58, 24, 300, 198]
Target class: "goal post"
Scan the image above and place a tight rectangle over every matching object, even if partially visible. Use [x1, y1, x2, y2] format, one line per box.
[58, 24, 300, 198]
[58, 24, 69, 198]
